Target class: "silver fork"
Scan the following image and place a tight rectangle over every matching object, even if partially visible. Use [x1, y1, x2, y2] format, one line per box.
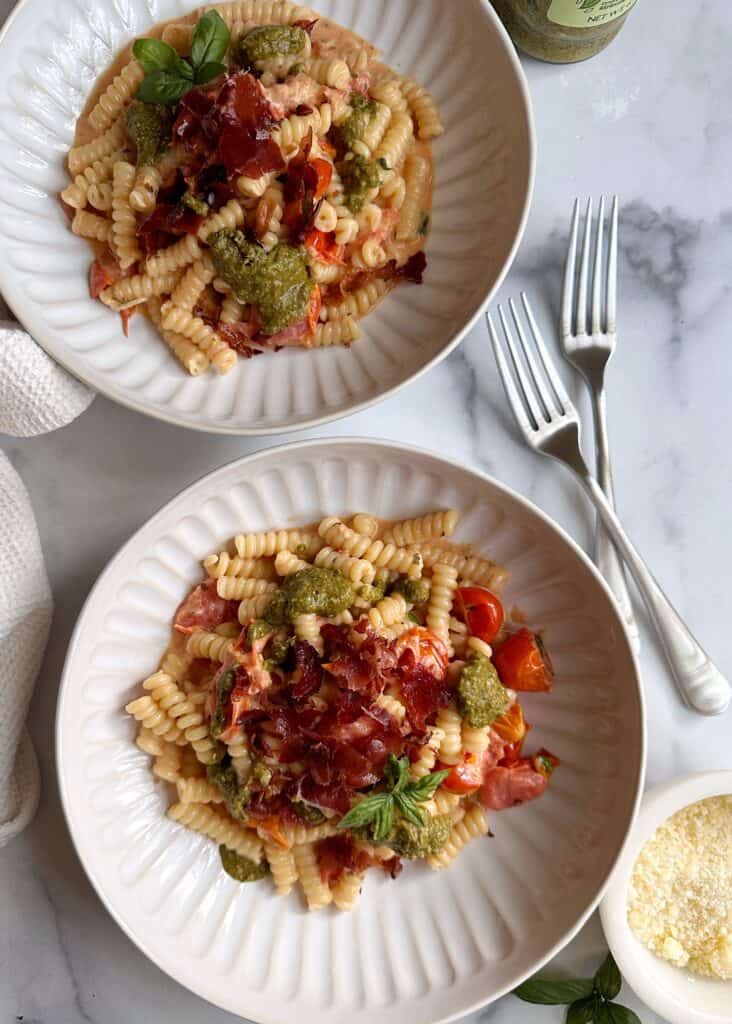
[487, 294, 730, 716]
[561, 196, 640, 652]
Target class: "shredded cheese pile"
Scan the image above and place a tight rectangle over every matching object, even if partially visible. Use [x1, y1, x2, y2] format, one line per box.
[627, 794, 732, 979]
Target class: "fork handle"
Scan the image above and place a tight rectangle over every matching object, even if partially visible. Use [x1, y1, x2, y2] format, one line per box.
[576, 469, 730, 715]
[591, 389, 641, 652]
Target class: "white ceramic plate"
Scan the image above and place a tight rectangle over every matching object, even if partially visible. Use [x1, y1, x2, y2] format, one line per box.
[57, 439, 644, 1024]
[0, 0, 533, 435]
[600, 771, 732, 1024]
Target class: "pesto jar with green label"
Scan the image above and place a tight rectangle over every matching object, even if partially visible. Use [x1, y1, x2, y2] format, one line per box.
[492, 0, 637, 63]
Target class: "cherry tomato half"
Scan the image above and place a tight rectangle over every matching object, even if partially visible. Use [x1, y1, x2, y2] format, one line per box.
[493, 628, 554, 692]
[454, 587, 504, 644]
[440, 753, 483, 794]
[492, 701, 529, 746]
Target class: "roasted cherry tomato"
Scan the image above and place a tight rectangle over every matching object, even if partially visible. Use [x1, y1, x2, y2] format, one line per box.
[454, 586, 504, 644]
[303, 226, 345, 265]
[440, 752, 483, 794]
[310, 157, 333, 200]
[492, 702, 530, 765]
[532, 748, 560, 778]
[493, 628, 553, 692]
[394, 626, 450, 677]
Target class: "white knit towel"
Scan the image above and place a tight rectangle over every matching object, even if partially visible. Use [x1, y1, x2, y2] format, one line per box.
[0, 324, 94, 845]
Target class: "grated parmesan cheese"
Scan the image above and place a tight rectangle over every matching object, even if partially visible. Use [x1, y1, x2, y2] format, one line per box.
[627, 794, 732, 980]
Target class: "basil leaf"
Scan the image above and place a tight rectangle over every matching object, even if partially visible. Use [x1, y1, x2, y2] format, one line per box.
[384, 753, 401, 791]
[566, 996, 596, 1024]
[136, 69, 192, 105]
[594, 953, 621, 1001]
[514, 979, 595, 1005]
[394, 792, 426, 827]
[190, 10, 230, 70]
[338, 793, 387, 831]
[407, 768, 449, 802]
[392, 756, 410, 794]
[372, 796, 394, 840]
[595, 1004, 642, 1024]
[195, 60, 227, 84]
[133, 37, 181, 72]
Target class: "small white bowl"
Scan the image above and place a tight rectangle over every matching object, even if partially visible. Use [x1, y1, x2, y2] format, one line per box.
[600, 770, 732, 1024]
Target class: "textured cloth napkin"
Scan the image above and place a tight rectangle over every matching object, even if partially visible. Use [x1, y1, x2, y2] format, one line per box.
[0, 322, 94, 845]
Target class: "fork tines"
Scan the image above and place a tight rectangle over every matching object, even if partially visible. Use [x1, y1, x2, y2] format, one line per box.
[487, 294, 578, 439]
[562, 195, 618, 340]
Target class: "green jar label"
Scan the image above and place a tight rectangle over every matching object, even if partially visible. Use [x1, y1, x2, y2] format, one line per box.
[547, 0, 636, 28]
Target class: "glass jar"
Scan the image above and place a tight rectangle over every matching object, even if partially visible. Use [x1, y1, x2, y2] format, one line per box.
[492, 0, 636, 64]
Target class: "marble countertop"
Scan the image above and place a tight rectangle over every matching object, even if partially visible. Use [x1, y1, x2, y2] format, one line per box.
[2, 2, 731, 1022]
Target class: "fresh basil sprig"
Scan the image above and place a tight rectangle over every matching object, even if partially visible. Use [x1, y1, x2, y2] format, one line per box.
[134, 10, 230, 105]
[514, 953, 641, 1024]
[338, 754, 448, 841]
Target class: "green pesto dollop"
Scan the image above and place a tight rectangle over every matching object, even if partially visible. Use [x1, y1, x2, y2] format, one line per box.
[357, 580, 386, 606]
[268, 634, 293, 666]
[392, 577, 431, 605]
[290, 801, 326, 825]
[235, 25, 308, 65]
[181, 191, 209, 216]
[207, 760, 249, 820]
[219, 845, 268, 882]
[207, 230, 313, 335]
[209, 667, 236, 739]
[339, 154, 381, 213]
[264, 567, 355, 625]
[339, 93, 379, 147]
[125, 99, 171, 165]
[246, 619, 271, 648]
[457, 653, 511, 728]
[386, 814, 452, 859]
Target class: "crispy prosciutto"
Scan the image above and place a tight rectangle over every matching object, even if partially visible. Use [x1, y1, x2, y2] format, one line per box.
[173, 578, 233, 634]
[317, 834, 372, 885]
[479, 762, 548, 810]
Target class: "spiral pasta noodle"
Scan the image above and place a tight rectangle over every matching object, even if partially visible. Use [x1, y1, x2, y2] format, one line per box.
[198, 198, 246, 241]
[325, 279, 389, 321]
[426, 562, 458, 647]
[274, 550, 310, 576]
[185, 630, 232, 662]
[306, 56, 351, 91]
[292, 841, 333, 910]
[125, 694, 182, 743]
[418, 543, 508, 591]
[88, 60, 144, 133]
[351, 513, 378, 538]
[374, 691, 406, 724]
[332, 871, 364, 911]
[397, 152, 432, 241]
[265, 842, 298, 895]
[60, 153, 117, 209]
[145, 234, 201, 277]
[71, 209, 111, 243]
[145, 297, 210, 376]
[216, 577, 276, 600]
[234, 529, 315, 560]
[312, 317, 360, 348]
[275, 104, 332, 156]
[176, 777, 226, 804]
[110, 161, 141, 269]
[160, 302, 237, 374]
[152, 742, 182, 783]
[428, 805, 488, 870]
[170, 256, 217, 312]
[410, 726, 444, 780]
[129, 164, 162, 214]
[317, 516, 420, 576]
[382, 510, 459, 547]
[374, 111, 414, 174]
[435, 704, 462, 765]
[68, 118, 127, 176]
[226, 731, 252, 783]
[401, 76, 445, 140]
[314, 545, 376, 584]
[210, 0, 311, 27]
[367, 592, 408, 631]
[203, 553, 278, 580]
[237, 592, 274, 622]
[168, 802, 263, 862]
[461, 721, 491, 757]
[293, 612, 323, 654]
